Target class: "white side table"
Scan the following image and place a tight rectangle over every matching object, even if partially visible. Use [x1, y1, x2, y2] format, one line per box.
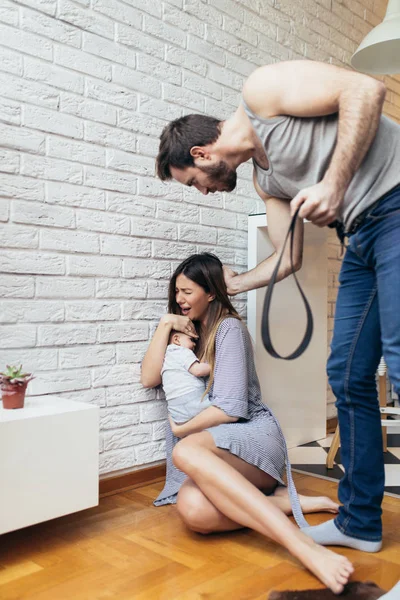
[0, 395, 99, 535]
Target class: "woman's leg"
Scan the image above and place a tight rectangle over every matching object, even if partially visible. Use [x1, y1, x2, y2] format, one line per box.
[177, 456, 338, 535]
[173, 432, 353, 594]
[272, 486, 339, 515]
[177, 479, 243, 533]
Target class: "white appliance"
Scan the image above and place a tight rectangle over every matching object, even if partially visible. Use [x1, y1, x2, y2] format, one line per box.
[248, 214, 328, 448]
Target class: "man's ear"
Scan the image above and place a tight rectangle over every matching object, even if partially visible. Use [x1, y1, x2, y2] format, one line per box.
[190, 146, 211, 161]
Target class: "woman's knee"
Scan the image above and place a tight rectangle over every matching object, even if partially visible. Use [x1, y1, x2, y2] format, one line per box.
[172, 437, 194, 472]
[172, 433, 211, 472]
[176, 482, 215, 534]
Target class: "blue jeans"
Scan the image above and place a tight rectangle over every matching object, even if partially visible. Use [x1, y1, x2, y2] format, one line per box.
[327, 184, 400, 541]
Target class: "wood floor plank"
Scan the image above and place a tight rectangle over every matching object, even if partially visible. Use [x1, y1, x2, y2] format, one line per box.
[1, 473, 399, 599]
[131, 558, 242, 600]
[0, 562, 43, 586]
[176, 561, 307, 600]
[173, 562, 265, 600]
[125, 531, 209, 570]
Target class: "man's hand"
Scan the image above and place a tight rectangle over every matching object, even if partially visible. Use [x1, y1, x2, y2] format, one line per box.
[290, 180, 345, 227]
[223, 265, 240, 296]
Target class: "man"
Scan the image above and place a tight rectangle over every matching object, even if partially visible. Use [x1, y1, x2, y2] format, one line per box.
[155, 60, 400, 553]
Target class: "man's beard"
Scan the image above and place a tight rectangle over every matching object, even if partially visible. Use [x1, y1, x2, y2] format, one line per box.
[199, 161, 237, 192]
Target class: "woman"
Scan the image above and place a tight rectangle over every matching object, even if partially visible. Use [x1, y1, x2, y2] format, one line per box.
[141, 253, 353, 594]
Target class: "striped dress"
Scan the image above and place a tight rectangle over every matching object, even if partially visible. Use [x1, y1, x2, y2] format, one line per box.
[154, 317, 308, 529]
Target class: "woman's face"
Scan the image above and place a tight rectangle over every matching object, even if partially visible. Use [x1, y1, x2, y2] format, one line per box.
[175, 273, 214, 324]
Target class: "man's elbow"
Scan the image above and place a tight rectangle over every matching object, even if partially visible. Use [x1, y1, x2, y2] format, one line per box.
[372, 80, 386, 103]
[292, 256, 302, 272]
[364, 77, 386, 104]
[281, 256, 302, 278]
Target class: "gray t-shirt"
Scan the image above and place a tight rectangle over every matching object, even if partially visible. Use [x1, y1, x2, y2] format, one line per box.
[243, 99, 400, 232]
[161, 345, 211, 423]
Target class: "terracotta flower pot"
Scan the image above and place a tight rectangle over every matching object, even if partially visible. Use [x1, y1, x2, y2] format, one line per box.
[1, 382, 27, 409]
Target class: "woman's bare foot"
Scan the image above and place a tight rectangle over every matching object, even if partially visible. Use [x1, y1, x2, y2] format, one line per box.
[273, 485, 340, 514]
[294, 537, 354, 595]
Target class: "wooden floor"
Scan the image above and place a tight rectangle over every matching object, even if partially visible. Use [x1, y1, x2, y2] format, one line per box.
[1, 473, 400, 599]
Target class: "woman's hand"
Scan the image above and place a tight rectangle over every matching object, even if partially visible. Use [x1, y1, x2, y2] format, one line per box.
[162, 314, 198, 338]
[169, 408, 238, 439]
[169, 416, 186, 438]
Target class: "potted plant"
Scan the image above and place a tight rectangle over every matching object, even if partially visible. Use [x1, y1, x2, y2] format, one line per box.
[0, 365, 34, 409]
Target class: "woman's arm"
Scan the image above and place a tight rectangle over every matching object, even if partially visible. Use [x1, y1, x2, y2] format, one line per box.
[170, 407, 238, 438]
[172, 319, 250, 437]
[140, 316, 172, 388]
[141, 314, 198, 388]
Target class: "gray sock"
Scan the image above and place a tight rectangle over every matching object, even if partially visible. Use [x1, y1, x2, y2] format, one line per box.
[301, 519, 382, 552]
[380, 581, 400, 599]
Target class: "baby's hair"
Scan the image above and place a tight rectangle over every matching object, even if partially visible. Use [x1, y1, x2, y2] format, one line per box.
[169, 329, 180, 344]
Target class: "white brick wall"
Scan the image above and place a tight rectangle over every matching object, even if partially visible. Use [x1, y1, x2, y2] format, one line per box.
[1, 0, 399, 474]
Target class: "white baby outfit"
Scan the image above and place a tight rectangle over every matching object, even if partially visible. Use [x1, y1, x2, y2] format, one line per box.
[161, 345, 211, 424]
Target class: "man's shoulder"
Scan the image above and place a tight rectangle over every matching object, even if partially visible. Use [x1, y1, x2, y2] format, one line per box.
[243, 61, 302, 119]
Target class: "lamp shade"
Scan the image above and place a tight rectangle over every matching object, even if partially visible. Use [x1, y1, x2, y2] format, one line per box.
[351, 0, 400, 74]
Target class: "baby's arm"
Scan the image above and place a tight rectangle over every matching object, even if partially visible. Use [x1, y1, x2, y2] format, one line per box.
[189, 361, 211, 377]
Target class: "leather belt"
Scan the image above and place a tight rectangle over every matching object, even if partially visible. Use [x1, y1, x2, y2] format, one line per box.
[261, 207, 313, 360]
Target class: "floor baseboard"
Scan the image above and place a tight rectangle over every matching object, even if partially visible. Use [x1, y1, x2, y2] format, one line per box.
[99, 464, 166, 498]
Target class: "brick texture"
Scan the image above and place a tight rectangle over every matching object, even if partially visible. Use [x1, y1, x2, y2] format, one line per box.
[0, 0, 399, 473]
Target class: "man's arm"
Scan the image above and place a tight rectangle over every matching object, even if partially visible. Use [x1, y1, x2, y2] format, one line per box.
[225, 177, 304, 296]
[243, 60, 386, 226]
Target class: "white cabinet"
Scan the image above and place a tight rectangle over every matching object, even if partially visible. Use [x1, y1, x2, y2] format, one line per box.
[0, 396, 99, 534]
[248, 215, 328, 448]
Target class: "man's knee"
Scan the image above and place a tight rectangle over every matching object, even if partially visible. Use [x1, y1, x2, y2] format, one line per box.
[327, 351, 345, 399]
[176, 483, 214, 534]
[328, 347, 380, 404]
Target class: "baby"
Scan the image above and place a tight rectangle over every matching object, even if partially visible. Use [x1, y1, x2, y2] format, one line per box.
[161, 330, 212, 424]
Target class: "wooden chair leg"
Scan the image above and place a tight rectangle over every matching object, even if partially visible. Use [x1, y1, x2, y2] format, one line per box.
[326, 424, 340, 469]
[379, 372, 388, 453]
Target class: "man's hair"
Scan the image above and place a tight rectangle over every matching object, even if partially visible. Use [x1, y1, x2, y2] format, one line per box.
[156, 114, 221, 180]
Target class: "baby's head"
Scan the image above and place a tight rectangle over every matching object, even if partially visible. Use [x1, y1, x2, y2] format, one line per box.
[169, 330, 197, 351]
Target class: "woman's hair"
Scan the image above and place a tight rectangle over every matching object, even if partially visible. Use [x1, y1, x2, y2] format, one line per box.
[156, 114, 222, 180]
[168, 252, 241, 396]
